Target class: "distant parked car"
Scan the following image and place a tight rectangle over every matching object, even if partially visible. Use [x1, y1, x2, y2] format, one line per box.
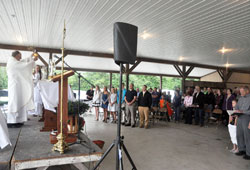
[0, 89, 8, 106]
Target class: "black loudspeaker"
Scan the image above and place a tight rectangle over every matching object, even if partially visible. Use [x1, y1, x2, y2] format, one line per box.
[113, 22, 138, 65]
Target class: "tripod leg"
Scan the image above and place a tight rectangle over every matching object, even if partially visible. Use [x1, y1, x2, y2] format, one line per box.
[118, 143, 124, 170]
[93, 142, 115, 170]
[122, 143, 137, 170]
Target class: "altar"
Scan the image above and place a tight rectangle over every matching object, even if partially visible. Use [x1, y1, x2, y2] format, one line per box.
[36, 75, 76, 133]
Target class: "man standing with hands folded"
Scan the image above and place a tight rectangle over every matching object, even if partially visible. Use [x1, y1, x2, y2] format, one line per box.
[138, 85, 152, 129]
[124, 83, 137, 127]
[234, 86, 250, 160]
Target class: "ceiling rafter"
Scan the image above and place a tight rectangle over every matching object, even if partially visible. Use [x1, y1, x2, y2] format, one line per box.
[0, 43, 250, 74]
[55, 66, 201, 79]
[217, 69, 233, 82]
[127, 59, 141, 74]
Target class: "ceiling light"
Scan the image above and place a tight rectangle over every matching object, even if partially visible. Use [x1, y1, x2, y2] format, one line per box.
[219, 47, 233, 54]
[179, 56, 184, 61]
[108, 48, 114, 52]
[225, 62, 233, 68]
[140, 31, 152, 40]
[16, 35, 24, 43]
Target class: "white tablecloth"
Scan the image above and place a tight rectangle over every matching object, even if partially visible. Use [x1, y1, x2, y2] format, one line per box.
[37, 80, 76, 112]
[0, 108, 11, 149]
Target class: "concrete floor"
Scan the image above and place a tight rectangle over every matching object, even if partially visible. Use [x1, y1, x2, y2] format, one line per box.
[81, 113, 250, 170]
[47, 112, 250, 170]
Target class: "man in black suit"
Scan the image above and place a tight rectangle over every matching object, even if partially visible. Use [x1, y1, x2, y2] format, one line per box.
[204, 87, 215, 123]
[193, 86, 205, 127]
[138, 85, 152, 129]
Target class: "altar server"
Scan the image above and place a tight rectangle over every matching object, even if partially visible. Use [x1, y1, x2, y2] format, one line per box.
[6, 51, 38, 128]
[33, 65, 43, 116]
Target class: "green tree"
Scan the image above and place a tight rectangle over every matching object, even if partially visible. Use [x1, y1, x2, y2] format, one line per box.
[162, 77, 181, 90]
[0, 68, 182, 91]
[0, 67, 8, 90]
[67, 72, 181, 91]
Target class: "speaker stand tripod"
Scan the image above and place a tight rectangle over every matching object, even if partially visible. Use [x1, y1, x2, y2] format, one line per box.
[93, 63, 137, 170]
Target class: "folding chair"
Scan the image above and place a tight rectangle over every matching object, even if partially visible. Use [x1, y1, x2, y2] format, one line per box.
[212, 109, 223, 128]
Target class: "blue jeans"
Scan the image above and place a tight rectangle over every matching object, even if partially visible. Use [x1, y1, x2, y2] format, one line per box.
[205, 104, 213, 122]
[152, 102, 158, 107]
[194, 108, 204, 125]
[174, 106, 180, 122]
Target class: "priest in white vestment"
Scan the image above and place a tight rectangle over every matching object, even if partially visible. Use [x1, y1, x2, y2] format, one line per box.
[6, 51, 38, 127]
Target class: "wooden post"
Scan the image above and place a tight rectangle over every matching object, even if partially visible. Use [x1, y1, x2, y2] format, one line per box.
[182, 77, 185, 94]
[160, 76, 162, 90]
[217, 69, 233, 83]
[110, 72, 112, 90]
[182, 66, 186, 93]
[47, 53, 52, 79]
[126, 64, 129, 90]
[126, 74, 129, 90]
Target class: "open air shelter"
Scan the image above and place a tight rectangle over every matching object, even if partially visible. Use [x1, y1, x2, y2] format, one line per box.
[1, 1, 250, 170]
[0, 0, 250, 91]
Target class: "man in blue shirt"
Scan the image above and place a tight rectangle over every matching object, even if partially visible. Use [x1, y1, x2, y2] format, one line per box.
[152, 87, 160, 107]
[117, 83, 126, 104]
[124, 83, 137, 127]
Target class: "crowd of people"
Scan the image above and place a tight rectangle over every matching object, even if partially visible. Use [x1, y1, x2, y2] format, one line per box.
[87, 83, 154, 129]
[86, 83, 250, 160]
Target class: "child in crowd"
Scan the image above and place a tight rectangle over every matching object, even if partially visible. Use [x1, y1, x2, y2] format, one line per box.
[228, 99, 238, 153]
[108, 87, 117, 123]
[159, 94, 172, 122]
[159, 94, 167, 120]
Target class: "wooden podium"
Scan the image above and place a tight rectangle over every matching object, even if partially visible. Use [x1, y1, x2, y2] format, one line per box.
[49, 70, 77, 144]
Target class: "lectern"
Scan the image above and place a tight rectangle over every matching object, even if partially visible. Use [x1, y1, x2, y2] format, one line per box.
[49, 70, 77, 144]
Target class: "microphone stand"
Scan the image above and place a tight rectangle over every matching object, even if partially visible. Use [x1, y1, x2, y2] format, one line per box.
[54, 55, 95, 151]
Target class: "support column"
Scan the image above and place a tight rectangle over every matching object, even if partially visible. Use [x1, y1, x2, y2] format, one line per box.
[109, 72, 112, 90]
[174, 65, 194, 93]
[182, 66, 186, 93]
[126, 74, 129, 90]
[126, 64, 129, 90]
[182, 78, 186, 94]
[47, 52, 52, 79]
[217, 69, 233, 83]
[160, 76, 162, 90]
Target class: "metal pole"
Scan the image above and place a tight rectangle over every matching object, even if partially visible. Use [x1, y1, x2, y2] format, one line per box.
[160, 76, 162, 90]
[116, 63, 123, 170]
[110, 72, 112, 90]
[78, 74, 81, 136]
